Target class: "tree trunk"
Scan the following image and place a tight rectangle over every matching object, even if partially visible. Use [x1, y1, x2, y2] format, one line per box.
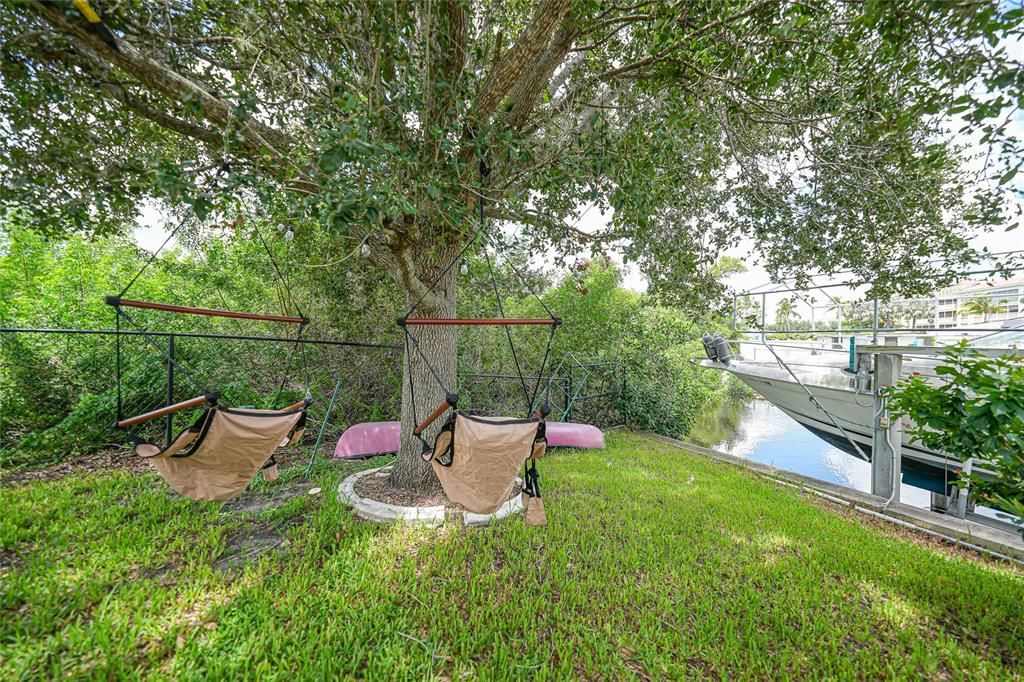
[388, 250, 458, 492]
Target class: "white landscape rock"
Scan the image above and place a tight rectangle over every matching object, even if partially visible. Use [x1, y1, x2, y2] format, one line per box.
[337, 467, 523, 527]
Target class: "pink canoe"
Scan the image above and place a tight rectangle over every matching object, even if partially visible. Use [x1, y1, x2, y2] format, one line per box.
[333, 420, 605, 459]
[547, 422, 605, 449]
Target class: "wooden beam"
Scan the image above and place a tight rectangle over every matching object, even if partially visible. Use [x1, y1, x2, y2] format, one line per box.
[117, 394, 214, 429]
[108, 297, 306, 324]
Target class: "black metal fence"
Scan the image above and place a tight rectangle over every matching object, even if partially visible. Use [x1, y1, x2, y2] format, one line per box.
[0, 327, 403, 467]
[1, 327, 624, 469]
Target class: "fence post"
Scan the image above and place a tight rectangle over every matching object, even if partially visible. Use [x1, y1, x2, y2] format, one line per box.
[566, 369, 574, 423]
[166, 334, 175, 447]
[760, 292, 767, 344]
[872, 299, 879, 345]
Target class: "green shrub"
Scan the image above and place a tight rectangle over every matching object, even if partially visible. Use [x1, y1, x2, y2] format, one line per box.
[887, 341, 1024, 536]
[2, 222, 733, 464]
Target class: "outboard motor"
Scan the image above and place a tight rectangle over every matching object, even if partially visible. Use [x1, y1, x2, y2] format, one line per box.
[702, 334, 719, 362]
[713, 335, 732, 365]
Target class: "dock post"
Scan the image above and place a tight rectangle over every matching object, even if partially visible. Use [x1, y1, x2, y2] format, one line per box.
[949, 459, 971, 519]
[872, 353, 903, 501]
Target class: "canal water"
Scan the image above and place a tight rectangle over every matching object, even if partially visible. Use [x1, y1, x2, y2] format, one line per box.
[688, 398, 937, 510]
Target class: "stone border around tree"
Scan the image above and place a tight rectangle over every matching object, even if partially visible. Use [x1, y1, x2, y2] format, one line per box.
[337, 466, 523, 527]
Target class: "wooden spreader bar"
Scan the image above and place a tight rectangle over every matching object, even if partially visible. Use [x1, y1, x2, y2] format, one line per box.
[413, 394, 459, 436]
[283, 398, 313, 412]
[400, 317, 560, 326]
[106, 296, 307, 325]
[117, 394, 311, 429]
[116, 393, 219, 429]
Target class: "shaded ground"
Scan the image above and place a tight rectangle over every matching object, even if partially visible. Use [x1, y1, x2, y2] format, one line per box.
[2, 433, 1022, 679]
[0, 444, 319, 486]
[1, 448, 151, 485]
[354, 466, 447, 507]
[354, 466, 522, 510]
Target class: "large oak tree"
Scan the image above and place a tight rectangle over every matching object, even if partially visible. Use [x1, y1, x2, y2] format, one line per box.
[2, 0, 1020, 490]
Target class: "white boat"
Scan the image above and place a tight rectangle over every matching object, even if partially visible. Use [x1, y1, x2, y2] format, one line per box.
[693, 352, 972, 494]
[708, 277, 1024, 499]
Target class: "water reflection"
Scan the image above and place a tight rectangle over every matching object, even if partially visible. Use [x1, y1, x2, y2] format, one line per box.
[690, 399, 933, 509]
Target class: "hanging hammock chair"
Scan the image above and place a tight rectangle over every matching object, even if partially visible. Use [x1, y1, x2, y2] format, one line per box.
[107, 216, 314, 501]
[120, 390, 309, 502]
[401, 157, 558, 525]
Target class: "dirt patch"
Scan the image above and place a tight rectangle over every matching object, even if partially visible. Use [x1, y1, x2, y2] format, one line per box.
[0, 547, 23, 575]
[2, 444, 311, 487]
[354, 469, 522, 511]
[2, 448, 150, 485]
[264, 446, 311, 470]
[355, 470, 447, 507]
[214, 526, 286, 574]
[619, 648, 653, 681]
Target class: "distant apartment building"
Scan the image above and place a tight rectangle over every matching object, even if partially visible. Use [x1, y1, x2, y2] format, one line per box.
[934, 277, 1024, 328]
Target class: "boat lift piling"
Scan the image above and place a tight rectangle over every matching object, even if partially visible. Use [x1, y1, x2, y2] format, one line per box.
[871, 352, 902, 503]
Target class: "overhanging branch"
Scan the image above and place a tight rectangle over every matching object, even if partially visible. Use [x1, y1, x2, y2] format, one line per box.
[31, 1, 296, 163]
[475, 0, 571, 119]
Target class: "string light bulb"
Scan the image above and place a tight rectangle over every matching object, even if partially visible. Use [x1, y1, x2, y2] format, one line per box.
[460, 260, 469, 275]
[361, 242, 370, 257]
[284, 227, 294, 242]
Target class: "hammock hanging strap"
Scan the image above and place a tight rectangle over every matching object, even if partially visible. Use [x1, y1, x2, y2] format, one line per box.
[400, 153, 561, 440]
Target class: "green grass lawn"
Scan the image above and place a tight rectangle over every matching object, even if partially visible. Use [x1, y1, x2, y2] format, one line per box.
[2, 432, 1022, 680]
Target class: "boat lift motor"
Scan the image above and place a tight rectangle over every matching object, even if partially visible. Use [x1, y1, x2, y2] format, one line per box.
[713, 335, 732, 365]
[702, 334, 719, 362]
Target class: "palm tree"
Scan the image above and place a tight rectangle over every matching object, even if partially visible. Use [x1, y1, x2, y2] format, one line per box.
[845, 301, 873, 329]
[735, 295, 761, 328]
[903, 300, 934, 329]
[826, 296, 845, 330]
[959, 296, 1007, 323]
[775, 297, 801, 329]
[878, 302, 904, 328]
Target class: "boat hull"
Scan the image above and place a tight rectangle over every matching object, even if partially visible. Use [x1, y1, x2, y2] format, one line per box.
[698, 359, 966, 495]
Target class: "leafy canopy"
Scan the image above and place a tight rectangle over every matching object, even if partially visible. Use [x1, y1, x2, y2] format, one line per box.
[1, 0, 1022, 306]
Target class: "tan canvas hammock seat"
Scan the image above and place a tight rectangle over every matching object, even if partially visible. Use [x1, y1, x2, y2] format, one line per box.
[104, 213, 324, 502]
[127, 397, 308, 502]
[424, 413, 547, 515]
[400, 154, 558, 526]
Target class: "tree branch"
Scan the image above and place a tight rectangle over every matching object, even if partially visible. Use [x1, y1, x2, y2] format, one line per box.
[598, 0, 782, 80]
[35, 41, 224, 148]
[31, 1, 296, 162]
[548, 52, 584, 96]
[506, 17, 577, 129]
[96, 81, 222, 146]
[426, 0, 468, 129]
[475, 0, 571, 119]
